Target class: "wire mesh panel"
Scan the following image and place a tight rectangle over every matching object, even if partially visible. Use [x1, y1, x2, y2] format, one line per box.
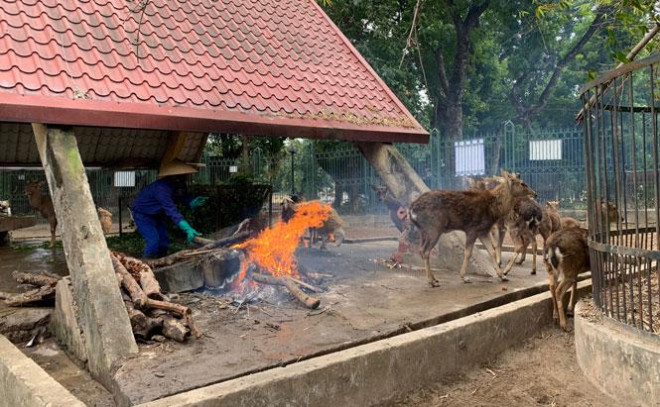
[580, 53, 660, 333]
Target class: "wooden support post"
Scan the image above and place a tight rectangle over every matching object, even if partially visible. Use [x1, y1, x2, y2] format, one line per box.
[32, 124, 138, 386]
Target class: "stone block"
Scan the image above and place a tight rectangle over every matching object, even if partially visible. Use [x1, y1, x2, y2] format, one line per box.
[0, 307, 51, 343]
[50, 277, 88, 364]
[199, 250, 241, 288]
[154, 260, 204, 293]
[0, 334, 85, 407]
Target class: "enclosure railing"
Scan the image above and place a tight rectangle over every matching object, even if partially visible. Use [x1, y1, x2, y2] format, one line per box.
[580, 52, 660, 334]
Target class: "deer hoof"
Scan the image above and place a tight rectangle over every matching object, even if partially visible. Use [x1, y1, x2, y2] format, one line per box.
[530, 270, 536, 275]
[462, 276, 472, 284]
[499, 275, 509, 282]
[428, 279, 440, 288]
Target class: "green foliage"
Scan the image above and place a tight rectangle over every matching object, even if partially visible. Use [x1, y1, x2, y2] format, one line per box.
[186, 180, 271, 234]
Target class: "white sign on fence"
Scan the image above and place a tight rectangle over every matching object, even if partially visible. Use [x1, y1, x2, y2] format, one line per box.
[529, 139, 562, 160]
[455, 138, 485, 176]
[114, 171, 136, 187]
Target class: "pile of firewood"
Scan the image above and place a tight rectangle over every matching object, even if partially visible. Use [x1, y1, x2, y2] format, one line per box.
[111, 251, 202, 342]
[0, 254, 201, 343]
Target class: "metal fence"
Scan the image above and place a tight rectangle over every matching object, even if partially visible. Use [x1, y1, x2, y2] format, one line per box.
[0, 124, 588, 222]
[581, 52, 660, 334]
[304, 125, 586, 213]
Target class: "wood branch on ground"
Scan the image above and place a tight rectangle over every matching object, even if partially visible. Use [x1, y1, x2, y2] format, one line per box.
[145, 298, 202, 339]
[297, 264, 333, 280]
[250, 273, 321, 309]
[12, 271, 60, 287]
[160, 314, 190, 342]
[0, 285, 55, 306]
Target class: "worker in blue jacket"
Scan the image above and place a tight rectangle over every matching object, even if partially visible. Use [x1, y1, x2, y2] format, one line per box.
[130, 160, 208, 258]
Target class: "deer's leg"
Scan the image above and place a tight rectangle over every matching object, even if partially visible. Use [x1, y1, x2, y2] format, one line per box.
[497, 226, 506, 267]
[480, 233, 507, 281]
[420, 231, 441, 287]
[489, 226, 501, 267]
[50, 221, 57, 249]
[567, 279, 578, 315]
[530, 236, 538, 275]
[544, 258, 559, 321]
[555, 276, 575, 331]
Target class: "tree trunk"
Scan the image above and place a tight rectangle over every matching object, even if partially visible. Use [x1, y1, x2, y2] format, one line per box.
[355, 142, 494, 276]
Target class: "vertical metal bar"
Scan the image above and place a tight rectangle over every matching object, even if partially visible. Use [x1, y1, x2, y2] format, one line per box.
[651, 63, 660, 331]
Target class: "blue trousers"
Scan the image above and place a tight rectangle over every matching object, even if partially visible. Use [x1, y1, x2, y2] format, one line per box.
[133, 212, 170, 258]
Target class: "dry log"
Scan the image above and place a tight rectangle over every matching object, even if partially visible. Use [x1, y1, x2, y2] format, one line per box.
[0, 285, 55, 306]
[160, 314, 190, 342]
[111, 254, 148, 307]
[113, 252, 163, 300]
[145, 298, 202, 339]
[11, 271, 60, 287]
[288, 277, 323, 293]
[193, 232, 250, 249]
[250, 273, 320, 309]
[297, 264, 333, 280]
[124, 300, 162, 339]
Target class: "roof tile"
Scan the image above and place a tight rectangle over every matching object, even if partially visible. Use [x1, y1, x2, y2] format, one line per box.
[0, 0, 426, 141]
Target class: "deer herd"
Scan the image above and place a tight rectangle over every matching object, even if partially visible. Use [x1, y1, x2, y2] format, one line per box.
[18, 172, 619, 332]
[407, 170, 621, 331]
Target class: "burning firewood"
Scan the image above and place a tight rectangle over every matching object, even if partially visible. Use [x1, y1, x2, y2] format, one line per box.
[143, 232, 250, 268]
[250, 273, 320, 309]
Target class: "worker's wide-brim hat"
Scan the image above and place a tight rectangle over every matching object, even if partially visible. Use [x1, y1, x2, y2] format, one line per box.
[158, 159, 198, 178]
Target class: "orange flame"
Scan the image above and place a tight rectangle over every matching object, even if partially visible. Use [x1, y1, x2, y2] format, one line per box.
[234, 201, 331, 281]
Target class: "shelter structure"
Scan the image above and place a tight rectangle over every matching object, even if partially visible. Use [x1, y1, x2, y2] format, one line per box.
[0, 0, 428, 393]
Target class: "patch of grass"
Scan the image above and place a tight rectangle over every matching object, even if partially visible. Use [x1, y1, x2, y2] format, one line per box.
[105, 232, 187, 258]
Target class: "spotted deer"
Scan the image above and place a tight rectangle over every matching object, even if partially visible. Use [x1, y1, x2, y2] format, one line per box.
[408, 170, 536, 287]
[25, 180, 57, 248]
[543, 226, 589, 331]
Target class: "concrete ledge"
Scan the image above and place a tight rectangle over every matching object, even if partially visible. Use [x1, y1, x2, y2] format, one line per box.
[137, 281, 591, 407]
[0, 335, 85, 407]
[575, 300, 660, 406]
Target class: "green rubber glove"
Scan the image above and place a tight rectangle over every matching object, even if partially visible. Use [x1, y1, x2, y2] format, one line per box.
[190, 196, 208, 209]
[177, 220, 201, 243]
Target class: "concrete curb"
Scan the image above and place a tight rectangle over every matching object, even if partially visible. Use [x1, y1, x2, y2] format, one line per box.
[575, 300, 660, 406]
[0, 335, 85, 407]
[137, 281, 591, 407]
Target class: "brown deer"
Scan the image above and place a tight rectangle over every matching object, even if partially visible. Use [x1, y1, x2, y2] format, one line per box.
[560, 217, 581, 229]
[543, 227, 589, 331]
[502, 197, 544, 276]
[408, 170, 536, 287]
[25, 180, 57, 248]
[539, 201, 562, 244]
[468, 175, 510, 267]
[97, 207, 113, 236]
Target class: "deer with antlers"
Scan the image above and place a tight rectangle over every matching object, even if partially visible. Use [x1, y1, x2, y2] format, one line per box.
[25, 180, 57, 248]
[408, 170, 536, 287]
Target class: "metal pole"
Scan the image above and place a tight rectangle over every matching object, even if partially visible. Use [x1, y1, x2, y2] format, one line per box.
[118, 196, 123, 237]
[290, 150, 296, 194]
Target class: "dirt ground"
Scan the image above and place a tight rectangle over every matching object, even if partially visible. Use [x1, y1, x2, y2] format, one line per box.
[393, 321, 617, 407]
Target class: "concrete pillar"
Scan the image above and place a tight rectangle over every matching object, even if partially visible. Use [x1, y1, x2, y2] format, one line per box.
[32, 124, 137, 386]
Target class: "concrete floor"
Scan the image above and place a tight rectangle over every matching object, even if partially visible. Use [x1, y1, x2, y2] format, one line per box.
[113, 240, 549, 405]
[3, 220, 554, 405]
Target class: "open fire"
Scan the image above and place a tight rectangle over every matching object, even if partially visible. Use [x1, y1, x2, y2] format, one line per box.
[234, 201, 332, 281]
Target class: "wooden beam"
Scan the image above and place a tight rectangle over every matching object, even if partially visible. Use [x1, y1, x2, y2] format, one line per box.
[160, 131, 188, 168]
[32, 123, 138, 386]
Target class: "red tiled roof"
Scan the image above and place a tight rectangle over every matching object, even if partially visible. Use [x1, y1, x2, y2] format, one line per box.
[0, 0, 428, 143]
